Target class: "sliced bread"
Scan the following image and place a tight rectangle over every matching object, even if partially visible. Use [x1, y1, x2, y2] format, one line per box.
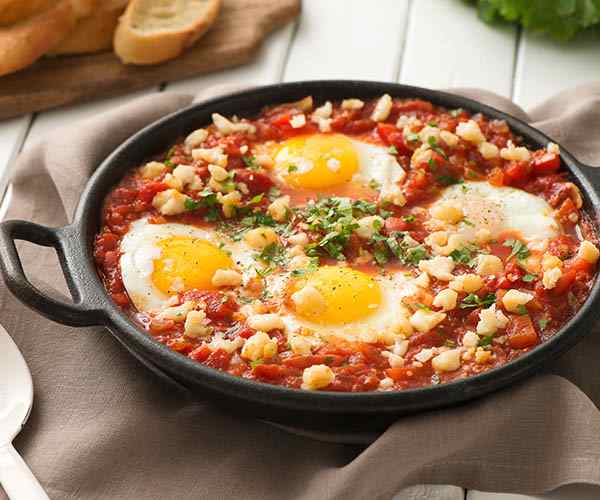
[48, 6, 124, 55]
[0, 0, 57, 26]
[114, 0, 222, 65]
[0, 0, 75, 76]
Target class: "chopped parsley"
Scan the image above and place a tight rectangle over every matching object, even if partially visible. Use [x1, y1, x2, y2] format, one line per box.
[427, 136, 448, 159]
[478, 335, 494, 347]
[460, 293, 497, 309]
[449, 245, 479, 266]
[503, 239, 530, 261]
[368, 178, 381, 190]
[522, 273, 537, 282]
[184, 189, 220, 220]
[517, 304, 528, 315]
[248, 193, 265, 205]
[402, 214, 416, 223]
[290, 257, 319, 277]
[450, 108, 463, 118]
[388, 145, 398, 155]
[538, 318, 549, 330]
[414, 303, 431, 312]
[250, 359, 264, 369]
[436, 175, 463, 186]
[287, 164, 298, 173]
[257, 243, 287, 267]
[242, 155, 261, 171]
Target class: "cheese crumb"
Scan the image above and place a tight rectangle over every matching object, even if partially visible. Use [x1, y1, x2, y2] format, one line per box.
[479, 142, 499, 159]
[476, 254, 504, 276]
[542, 267, 562, 290]
[440, 130, 459, 147]
[211, 269, 243, 288]
[268, 196, 290, 222]
[247, 313, 285, 332]
[500, 142, 531, 162]
[410, 309, 446, 333]
[301, 365, 334, 390]
[212, 113, 256, 135]
[184, 310, 211, 338]
[152, 189, 189, 216]
[433, 289, 458, 311]
[341, 98, 364, 110]
[502, 289, 534, 313]
[184, 128, 208, 151]
[141, 161, 166, 179]
[462, 331, 479, 348]
[578, 240, 600, 264]
[192, 146, 228, 167]
[430, 202, 464, 224]
[241, 331, 278, 361]
[371, 94, 392, 122]
[449, 274, 484, 293]
[476, 304, 508, 336]
[456, 120, 485, 145]
[418, 256, 455, 281]
[244, 227, 279, 250]
[432, 349, 461, 372]
[355, 215, 384, 239]
[291, 285, 326, 316]
[290, 335, 312, 355]
[290, 114, 306, 129]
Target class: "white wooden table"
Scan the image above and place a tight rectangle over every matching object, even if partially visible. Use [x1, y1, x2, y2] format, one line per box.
[1, 1, 599, 498]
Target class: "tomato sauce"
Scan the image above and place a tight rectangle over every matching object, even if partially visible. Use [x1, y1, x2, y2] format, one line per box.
[94, 96, 598, 392]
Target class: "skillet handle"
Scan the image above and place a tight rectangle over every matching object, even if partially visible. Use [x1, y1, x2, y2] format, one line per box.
[0, 220, 107, 327]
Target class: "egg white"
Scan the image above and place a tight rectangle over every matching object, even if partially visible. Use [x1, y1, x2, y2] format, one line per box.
[120, 218, 256, 312]
[430, 181, 560, 242]
[264, 268, 415, 344]
[349, 139, 405, 188]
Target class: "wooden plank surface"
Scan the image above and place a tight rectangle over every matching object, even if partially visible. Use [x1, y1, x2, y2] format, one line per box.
[400, 0, 517, 97]
[513, 31, 600, 109]
[283, 0, 409, 81]
[0, 0, 300, 120]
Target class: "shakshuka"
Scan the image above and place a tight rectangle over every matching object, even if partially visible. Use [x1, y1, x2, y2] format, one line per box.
[94, 95, 599, 392]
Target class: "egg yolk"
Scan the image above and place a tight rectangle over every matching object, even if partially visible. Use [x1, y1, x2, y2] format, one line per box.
[274, 134, 359, 189]
[152, 236, 233, 294]
[292, 266, 381, 325]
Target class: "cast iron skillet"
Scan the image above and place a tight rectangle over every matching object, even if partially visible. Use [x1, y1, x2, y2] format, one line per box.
[1, 81, 600, 432]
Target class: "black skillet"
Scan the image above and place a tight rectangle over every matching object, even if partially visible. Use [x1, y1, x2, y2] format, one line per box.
[1, 81, 599, 433]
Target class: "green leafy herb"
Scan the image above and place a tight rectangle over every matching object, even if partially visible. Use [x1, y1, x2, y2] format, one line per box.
[287, 164, 298, 173]
[428, 121, 438, 127]
[242, 155, 261, 171]
[450, 108, 464, 118]
[427, 158, 438, 171]
[250, 359, 264, 369]
[503, 239, 530, 261]
[184, 198, 201, 211]
[517, 304, 528, 315]
[470, 0, 600, 41]
[414, 303, 431, 312]
[460, 293, 497, 309]
[290, 257, 319, 277]
[388, 145, 398, 155]
[449, 245, 478, 266]
[478, 335, 494, 347]
[248, 193, 265, 205]
[402, 214, 416, 223]
[538, 318, 549, 330]
[257, 243, 287, 267]
[427, 136, 448, 159]
[461, 218, 475, 227]
[437, 175, 463, 186]
[522, 273, 537, 282]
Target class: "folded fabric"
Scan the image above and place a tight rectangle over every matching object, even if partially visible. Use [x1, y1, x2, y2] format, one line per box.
[2, 84, 600, 500]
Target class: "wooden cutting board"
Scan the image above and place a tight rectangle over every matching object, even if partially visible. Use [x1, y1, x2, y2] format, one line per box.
[0, 0, 300, 120]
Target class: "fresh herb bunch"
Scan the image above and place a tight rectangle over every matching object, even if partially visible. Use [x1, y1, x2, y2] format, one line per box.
[471, 0, 600, 40]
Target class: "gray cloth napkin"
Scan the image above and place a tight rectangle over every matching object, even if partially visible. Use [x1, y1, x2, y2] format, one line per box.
[2, 84, 600, 500]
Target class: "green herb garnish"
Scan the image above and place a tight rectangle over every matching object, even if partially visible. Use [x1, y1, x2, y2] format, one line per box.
[460, 293, 497, 309]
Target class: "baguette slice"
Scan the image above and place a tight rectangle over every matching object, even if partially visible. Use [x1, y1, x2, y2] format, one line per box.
[0, 0, 75, 77]
[48, 6, 124, 55]
[114, 0, 221, 65]
[0, 0, 57, 26]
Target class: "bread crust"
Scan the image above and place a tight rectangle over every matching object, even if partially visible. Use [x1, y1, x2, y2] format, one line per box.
[48, 6, 124, 55]
[0, 0, 57, 26]
[0, 0, 75, 77]
[114, 0, 222, 65]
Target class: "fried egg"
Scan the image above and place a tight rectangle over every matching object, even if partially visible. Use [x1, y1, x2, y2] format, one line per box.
[272, 133, 403, 191]
[430, 181, 561, 242]
[266, 265, 416, 343]
[120, 219, 255, 311]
